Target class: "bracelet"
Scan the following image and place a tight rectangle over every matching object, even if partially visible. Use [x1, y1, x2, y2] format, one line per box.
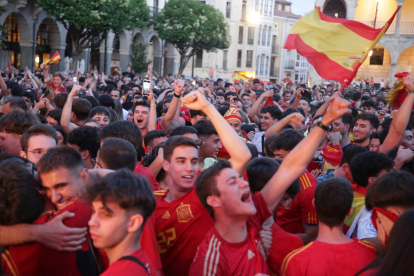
[409, 91, 414, 94]
[151, 104, 156, 107]
[173, 93, 180, 98]
[316, 117, 330, 131]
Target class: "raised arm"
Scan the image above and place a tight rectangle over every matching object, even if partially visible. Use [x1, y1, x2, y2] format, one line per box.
[264, 113, 305, 138]
[248, 90, 273, 124]
[0, 71, 7, 97]
[208, 67, 215, 94]
[261, 98, 351, 212]
[182, 91, 252, 174]
[313, 91, 340, 118]
[290, 89, 302, 109]
[160, 80, 182, 131]
[148, 88, 157, 132]
[380, 75, 414, 154]
[61, 85, 80, 133]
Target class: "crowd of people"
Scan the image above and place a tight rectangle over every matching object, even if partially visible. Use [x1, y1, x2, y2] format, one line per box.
[0, 63, 414, 276]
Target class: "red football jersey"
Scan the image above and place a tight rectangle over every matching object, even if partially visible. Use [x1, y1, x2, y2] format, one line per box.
[134, 162, 159, 191]
[189, 192, 271, 276]
[140, 215, 162, 272]
[276, 170, 319, 233]
[1, 200, 102, 276]
[281, 239, 376, 276]
[100, 249, 158, 276]
[268, 223, 303, 275]
[154, 188, 214, 276]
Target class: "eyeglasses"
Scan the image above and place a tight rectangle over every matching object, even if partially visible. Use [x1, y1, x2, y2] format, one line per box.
[27, 149, 46, 159]
[370, 144, 381, 149]
[91, 158, 102, 169]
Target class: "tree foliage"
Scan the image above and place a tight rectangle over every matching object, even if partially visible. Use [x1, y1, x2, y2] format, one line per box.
[38, 0, 150, 70]
[0, 7, 8, 49]
[130, 41, 151, 74]
[154, 0, 231, 74]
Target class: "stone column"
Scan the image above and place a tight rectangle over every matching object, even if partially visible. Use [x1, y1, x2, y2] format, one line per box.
[50, 43, 66, 72]
[394, 1, 404, 37]
[119, 49, 130, 71]
[19, 40, 35, 71]
[389, 62, 397, 84]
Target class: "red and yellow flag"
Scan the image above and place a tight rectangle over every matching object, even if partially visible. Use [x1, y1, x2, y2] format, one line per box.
[285, 7, 400, 87]
[41, 51, 62, 68]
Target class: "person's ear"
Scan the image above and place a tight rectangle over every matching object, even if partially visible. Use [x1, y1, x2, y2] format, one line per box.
[71, 112, 76, 121]
[199, 137, 205, 146]
[79, 168, 89, 184]
[367, 176, 376, 186]
[81, 150, 90, 161]
[128, 214, 144, 233]
[163, 159, 170, 172]
[146, 146, 153, 153]
[207, 195, 221, 209]
[20, 151, 27, 159]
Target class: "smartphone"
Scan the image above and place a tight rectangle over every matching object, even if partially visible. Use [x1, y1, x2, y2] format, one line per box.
[43, 90, 51, 98]
[178, 79, 185, 87]
[385, 103, 390, 110]
[192, 81, 196, 86]
[73, 77, 77, 83]
[143, 79, 151, 91]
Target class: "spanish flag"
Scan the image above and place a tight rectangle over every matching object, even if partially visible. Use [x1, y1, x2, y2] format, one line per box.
[41, 51, 62, 68]
[285, 7, 400, 87]
[321, 144, 343, 171]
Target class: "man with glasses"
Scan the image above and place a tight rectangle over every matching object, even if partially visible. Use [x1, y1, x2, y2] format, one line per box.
[20, 124, 58, 165]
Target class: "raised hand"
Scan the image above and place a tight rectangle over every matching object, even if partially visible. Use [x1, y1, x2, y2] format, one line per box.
[182, 90, 210, 111]
[208, 66, 214, 79]
[403, 75, 414, 92]
[287, 112, 305, 126]
[324, 97, 351, 123]
[261, 90, 274, 99]
[295, 88, 303, 99]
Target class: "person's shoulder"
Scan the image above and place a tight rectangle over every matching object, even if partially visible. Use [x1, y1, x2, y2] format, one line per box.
[299, 171, 318, 191]
[102, 249, 157, 276]
[355, 239, 376, 253]
[281, 242, 315, 272]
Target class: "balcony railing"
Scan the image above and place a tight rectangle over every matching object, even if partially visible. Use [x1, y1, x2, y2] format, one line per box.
[270, 67, 280, 77]
[271, 44, 280, 55]
[358, 21, 414, 35]
[149, 6, 161, 20]
[285, 60, 295, 70]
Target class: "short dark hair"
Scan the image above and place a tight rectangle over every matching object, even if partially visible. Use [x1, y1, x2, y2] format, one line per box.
[67, 126, 100, 159]
[54, 93, 68, 109]
[246, 157, 300, 198]
[99, 138, 137, 171]
[134, 101, 151, 111]
[72, 98, 92, 121]
[339, 145, 368, 166]
[144, 130, 167, 148]
[315, 177, 353, 228]
[224, 92, 237, 101]
[354, 113, 380, 129]
[349, 151, 394, 187]
[88, 106, 110, 119]
[37, 146, 85, 174]
[195, 160, 230, 218]
[0, 158, 44, 225]
[4, 96, 28, 111]
[87, 169, 155, 231]
[189, 109, 206, 119]
[169, 126, 199, 137]
[193, 119, 217, 138]
[362, 100, 377, 109]
[269, 129, 304, 152]
[365, 170, 414, 211]
[341, 113, 354, 130]
[98, 94, 115, 109]
[260, 105, 283, 121]
[163, 136, 198, 162]
[47, 109, 62, 125]
[80, 95, 100, 108]
[100, 121, 144, 160]
[10, 86, 24, 97]
[20, 124, 58, 152]
[0, 109, 40, 135]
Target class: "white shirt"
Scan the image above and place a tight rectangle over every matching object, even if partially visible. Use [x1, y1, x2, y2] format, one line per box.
[346, 206, 377, 240]
[252, 131, 265, 154]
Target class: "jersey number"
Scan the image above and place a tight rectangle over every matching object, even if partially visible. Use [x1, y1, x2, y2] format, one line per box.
[157, 228, 177, 254]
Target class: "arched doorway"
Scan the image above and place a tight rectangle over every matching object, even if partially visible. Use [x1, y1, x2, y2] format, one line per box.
[4, 13, 21, 68]
[397, 46, 414, 74]
[35, 18, 61, 70]
[323, 0, 347, 19]
[149, 36, 161, 74]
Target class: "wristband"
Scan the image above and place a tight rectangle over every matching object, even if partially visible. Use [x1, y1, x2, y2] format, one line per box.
[316, 117, 330, 131]
[173, 93, 180, 98]
[409, 91, 414, 94]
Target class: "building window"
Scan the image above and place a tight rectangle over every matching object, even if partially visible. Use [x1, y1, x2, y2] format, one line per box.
[238, 26, 244, 44]
[6, 14, 20, 43]
[258, 26, 262, 45]
[264, 0, 268, 16]
[255, 0, 259, 11]
[262, 26, 266, 46]
[281, 4, 285, 11]
[246, 50, 253, 67]
[195, 50, 203, 68]
[248, 27, 254, 45]
[265, 56, 269, 75]
[323, 0, 347, 19]
[237, 50, 242, 67]
[369, 48, 384, 65]
[256, 55, 260, 75]
[260, 0, 263, 14]
[268, 1, 273, 16]
[260, 54, 265, 75]
[226, 2, 231, 18]
[267, 27, 271, 46]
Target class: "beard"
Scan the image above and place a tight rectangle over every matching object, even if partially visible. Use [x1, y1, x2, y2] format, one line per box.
[353, 133, 369, 144]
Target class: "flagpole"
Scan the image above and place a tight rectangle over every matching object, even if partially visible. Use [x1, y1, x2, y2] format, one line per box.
[373, 1, 379, 28]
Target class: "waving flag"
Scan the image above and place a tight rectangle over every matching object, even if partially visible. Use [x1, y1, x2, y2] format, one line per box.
[41, 51, 62, 69]
[285, 7, 400, 87]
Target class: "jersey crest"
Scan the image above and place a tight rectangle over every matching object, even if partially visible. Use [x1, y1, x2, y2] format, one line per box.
[283, 198, 292, 209]
[176, 202, 194, 223]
